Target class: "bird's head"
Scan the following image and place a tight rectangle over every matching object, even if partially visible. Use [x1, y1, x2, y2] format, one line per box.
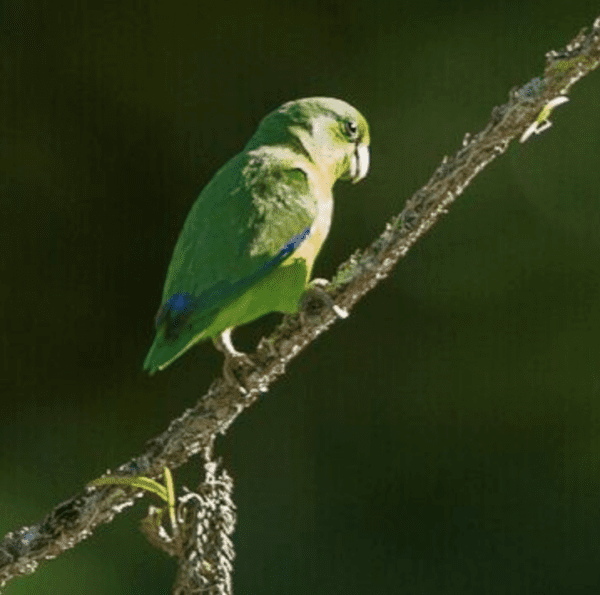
[249, 97, 370, 187]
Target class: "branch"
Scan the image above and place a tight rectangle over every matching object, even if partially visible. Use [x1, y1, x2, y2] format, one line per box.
[1, 14, 599, 591]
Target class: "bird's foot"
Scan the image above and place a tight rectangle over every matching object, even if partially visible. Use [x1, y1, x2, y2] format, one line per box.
[213, 329, 254, 394]
[300, 278, 348, 325]
[222, 354, 254, 395]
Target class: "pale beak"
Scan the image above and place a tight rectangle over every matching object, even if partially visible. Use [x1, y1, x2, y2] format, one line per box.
[350, 143, 370, 183]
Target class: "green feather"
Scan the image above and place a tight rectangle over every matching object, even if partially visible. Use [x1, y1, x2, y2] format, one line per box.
[143, 97, 370, 374]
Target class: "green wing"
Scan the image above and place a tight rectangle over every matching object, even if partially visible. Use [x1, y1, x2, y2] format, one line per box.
[143, 146, 317, 373]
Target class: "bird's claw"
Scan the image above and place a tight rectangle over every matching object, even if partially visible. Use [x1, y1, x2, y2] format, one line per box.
[300, 279, 348, 324]
[214, 329, 254, 393]
[222, 352, 253, 394]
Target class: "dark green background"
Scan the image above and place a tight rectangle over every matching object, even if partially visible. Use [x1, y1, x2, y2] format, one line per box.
[2, 1, 600, 593]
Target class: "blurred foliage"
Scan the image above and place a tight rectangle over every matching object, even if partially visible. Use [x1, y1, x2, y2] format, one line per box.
[1, 1, 599, 593]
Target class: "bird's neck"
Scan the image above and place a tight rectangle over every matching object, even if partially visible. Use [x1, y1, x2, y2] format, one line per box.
[288, 125, 339, 189]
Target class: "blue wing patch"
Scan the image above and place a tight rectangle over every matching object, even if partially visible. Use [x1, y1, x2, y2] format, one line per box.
[156, 226, 311, 338]
[266, 226, 311, 268]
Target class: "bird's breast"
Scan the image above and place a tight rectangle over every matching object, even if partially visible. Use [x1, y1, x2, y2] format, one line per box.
[287, 190, 333, 280]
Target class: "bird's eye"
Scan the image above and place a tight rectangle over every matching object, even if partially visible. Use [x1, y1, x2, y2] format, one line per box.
[344, 120, 358, 139]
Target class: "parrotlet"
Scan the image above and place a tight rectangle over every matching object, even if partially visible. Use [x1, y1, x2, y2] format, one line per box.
[143, 97, 370, 374]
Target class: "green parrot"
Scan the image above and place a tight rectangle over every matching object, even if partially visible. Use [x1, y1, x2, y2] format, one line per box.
[143, 97, 370, 375]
